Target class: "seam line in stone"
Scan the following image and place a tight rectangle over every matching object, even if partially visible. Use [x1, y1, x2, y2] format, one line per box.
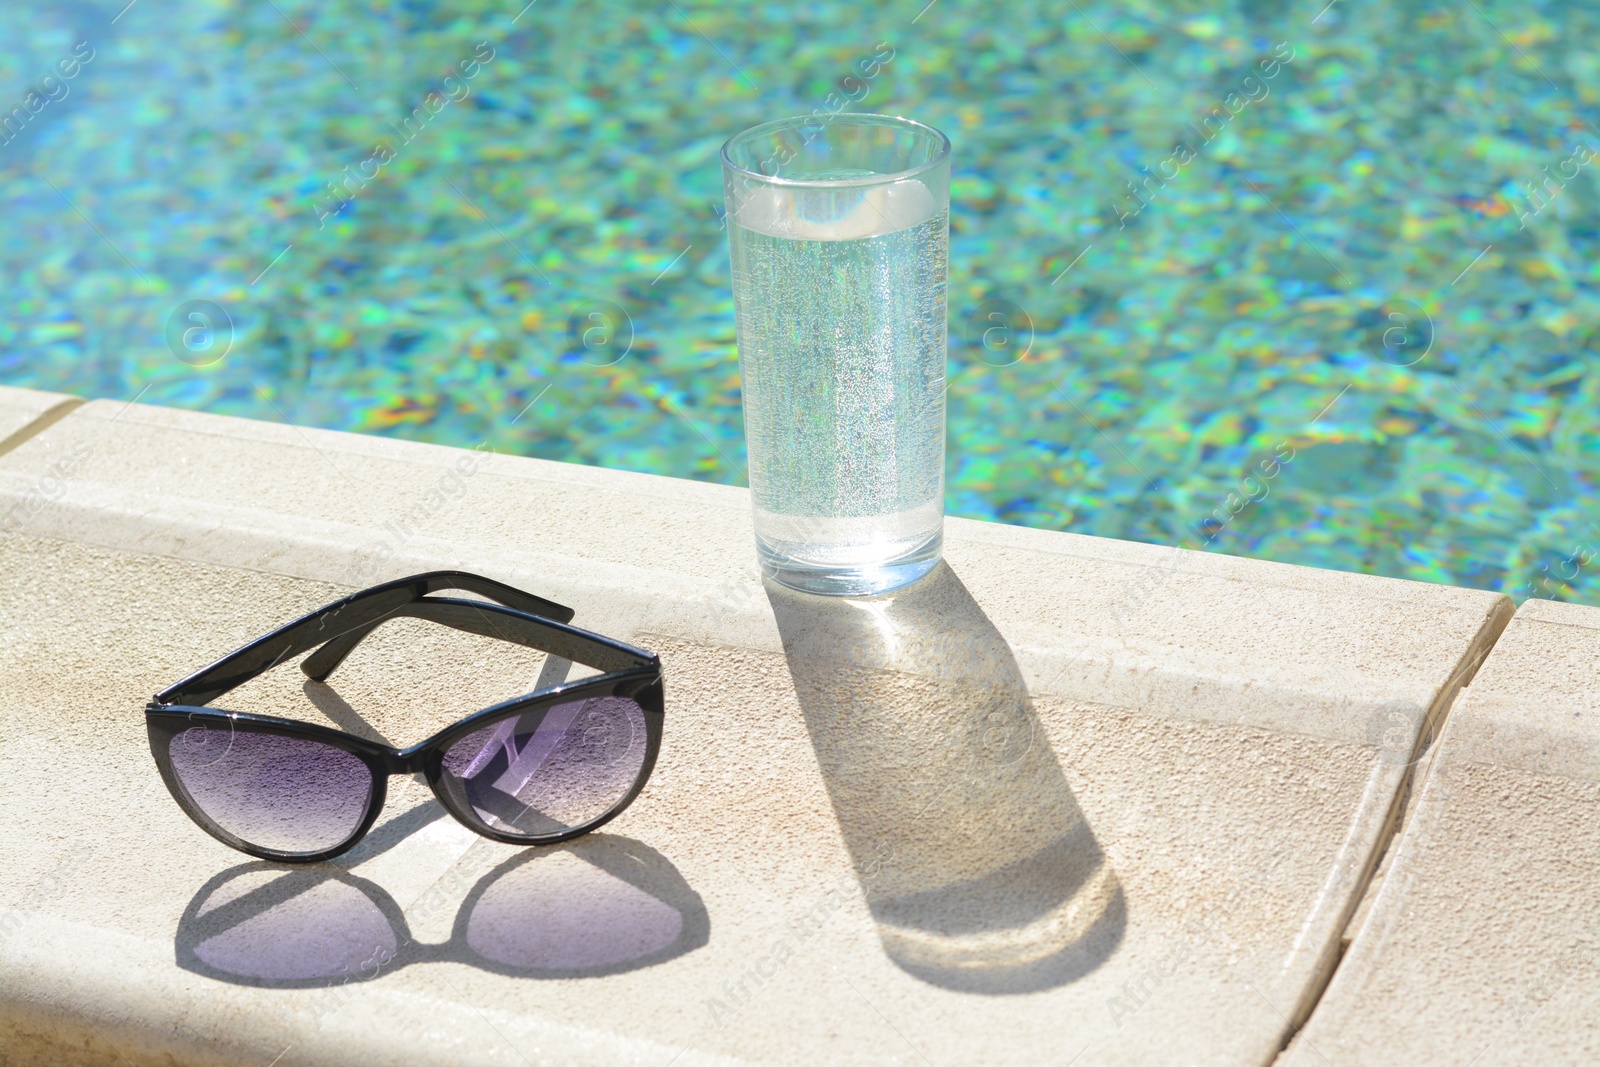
[0, 397, 86, 460]
[1267, 593, 1518, 1065]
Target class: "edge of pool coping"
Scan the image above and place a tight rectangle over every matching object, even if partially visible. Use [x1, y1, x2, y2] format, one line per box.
[0, 389, 1518, 746]
[0, 384, 1548, 1065]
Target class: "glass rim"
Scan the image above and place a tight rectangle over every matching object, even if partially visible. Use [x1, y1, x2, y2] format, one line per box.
[720, 112, 951, 188]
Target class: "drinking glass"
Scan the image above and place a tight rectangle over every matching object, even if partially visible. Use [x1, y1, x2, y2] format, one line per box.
[722, 114, 951, 596]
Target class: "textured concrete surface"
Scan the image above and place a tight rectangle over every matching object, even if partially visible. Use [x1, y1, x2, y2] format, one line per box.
[1282, 597, 1600, 1067]
[0, 390, 1517, 1065]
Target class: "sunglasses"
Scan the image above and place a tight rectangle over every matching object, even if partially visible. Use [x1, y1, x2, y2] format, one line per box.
[146, 571, 664, 863]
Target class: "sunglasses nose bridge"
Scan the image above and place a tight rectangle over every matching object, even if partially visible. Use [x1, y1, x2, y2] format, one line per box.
[387, 746, 431, 776]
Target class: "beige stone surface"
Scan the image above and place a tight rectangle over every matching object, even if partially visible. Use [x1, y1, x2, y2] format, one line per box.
[0, 391, 1515, 1065]
[1282, 598, 1600, 1067]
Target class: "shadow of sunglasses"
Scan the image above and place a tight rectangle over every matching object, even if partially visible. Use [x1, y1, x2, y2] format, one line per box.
[175, 832, 708, 987]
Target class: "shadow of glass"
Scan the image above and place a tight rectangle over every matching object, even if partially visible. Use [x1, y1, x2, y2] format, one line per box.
[767, 561, 1125, 994]
[174, 832, 708, 987]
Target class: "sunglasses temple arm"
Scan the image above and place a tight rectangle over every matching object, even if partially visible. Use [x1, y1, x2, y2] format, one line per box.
[157, 600, 405, 705]
[156, 572, 580, 706]
[301, 620, 393, 681]
[304, 599, 654, 681]
[410, 600, 656, 674]
[419, 572, 575, 625]
[303, 575, 576, 682]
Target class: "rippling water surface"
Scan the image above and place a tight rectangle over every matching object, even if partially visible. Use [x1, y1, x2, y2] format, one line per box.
[3, 0, 1598, 603]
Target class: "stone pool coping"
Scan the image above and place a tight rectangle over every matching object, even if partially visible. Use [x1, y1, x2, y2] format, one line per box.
[0, 383, 1592, 1066]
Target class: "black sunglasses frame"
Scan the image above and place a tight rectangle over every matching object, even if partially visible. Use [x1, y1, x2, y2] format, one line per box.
[146, 571, 664, 864]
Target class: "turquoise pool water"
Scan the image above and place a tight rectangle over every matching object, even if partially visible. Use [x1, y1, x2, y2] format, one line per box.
[4, 0, 1598, 603]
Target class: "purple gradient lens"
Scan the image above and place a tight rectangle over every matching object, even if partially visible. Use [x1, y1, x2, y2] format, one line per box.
[168, 724, 374, 854]
[439, 696, 647, 837]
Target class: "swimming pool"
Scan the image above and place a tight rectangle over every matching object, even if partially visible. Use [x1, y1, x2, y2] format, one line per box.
[4, 0, 1597, 604]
